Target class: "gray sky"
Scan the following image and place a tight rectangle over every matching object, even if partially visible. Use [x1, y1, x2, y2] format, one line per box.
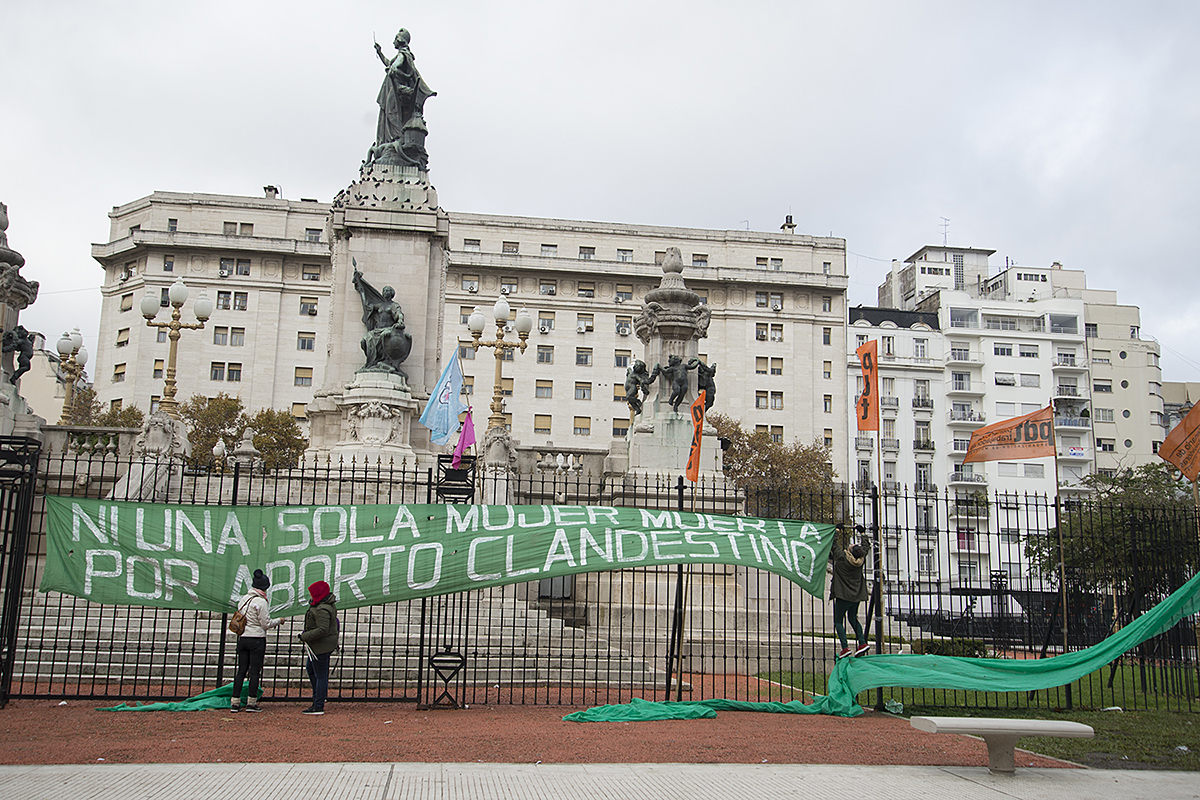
[4, 1, 1199, 381]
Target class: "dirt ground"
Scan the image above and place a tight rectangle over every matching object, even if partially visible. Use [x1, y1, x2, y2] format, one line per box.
[0, 697, 1076, 768]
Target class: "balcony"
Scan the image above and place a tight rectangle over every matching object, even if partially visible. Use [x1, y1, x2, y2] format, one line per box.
[946, 350, 983, 365]
[880, 396, 900, 409]
[1055, 416, 1091, 429]
[881, 438, 900, 451]
[1052, 355, 1085, 370]
[913, 439, 936, 452]
[949, 471, 987, 486]
[855, 436, 874, 450]
[951, 533, 990, 553]
[881, 480, 901, 493]
[912, 397, 933, 410]
[914, 482, 938, 494]
[1058, 446, 1090, 461]
[1053, 385, 1086, 399]
[948, 501, 989, 518]
[947, 379, 985, 396]
[948, 409, 987, 425]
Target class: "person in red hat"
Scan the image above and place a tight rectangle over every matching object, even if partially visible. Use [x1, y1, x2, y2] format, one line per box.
[298, 580, 339, 715]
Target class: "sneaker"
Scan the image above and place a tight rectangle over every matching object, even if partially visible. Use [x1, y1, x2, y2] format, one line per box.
[229, 704, 240, 713]
[855, 642, 871, 657]
[244, 704, 262, 713]
[301, 705, 325, 715]
[838, 646, 853, 659]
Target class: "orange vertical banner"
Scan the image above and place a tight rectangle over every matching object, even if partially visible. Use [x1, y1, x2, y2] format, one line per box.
[855, 340, 879, 432]
[686, 390, 707, 482]
[1160, 401, 1200, 481]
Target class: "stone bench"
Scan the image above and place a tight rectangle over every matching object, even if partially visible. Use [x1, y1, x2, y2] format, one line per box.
[909, 716, 1094, 774]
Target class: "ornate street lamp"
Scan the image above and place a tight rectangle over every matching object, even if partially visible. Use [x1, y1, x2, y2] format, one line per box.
[141, 279, 212, 420]
[55, 328, 88, 424]
[466, 296, 533, 435]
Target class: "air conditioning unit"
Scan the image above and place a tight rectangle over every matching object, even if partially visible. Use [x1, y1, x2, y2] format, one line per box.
[500, 286, 509, 295]
[756, 332, 767, 341]
[118, 272, 129, 282]
[618, 328, 630, 337]
[539, 325, 550, 334]
[467, 285, 478, 293]
[772, 303, 782, 311]
[219, 269, 229, 277]
[614, 296, 624, 303]
[545, 287, 556, 295]
[577, 324, 587, 333]
[308, 307, 318, 316]
[504, 323, 514, 332]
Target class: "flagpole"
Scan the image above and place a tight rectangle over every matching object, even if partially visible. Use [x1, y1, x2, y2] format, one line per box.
[1051, 404, 1070, 684]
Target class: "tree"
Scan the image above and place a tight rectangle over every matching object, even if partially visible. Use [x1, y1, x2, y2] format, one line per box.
[179, 393, 245, 462]
[709, 413, 837, 520]
[244, 407, 308, 470]
[97, 404, 144, 428]
[61, 386, 143, 427]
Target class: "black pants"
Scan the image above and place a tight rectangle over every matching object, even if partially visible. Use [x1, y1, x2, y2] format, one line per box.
[232, 636, 267, 705]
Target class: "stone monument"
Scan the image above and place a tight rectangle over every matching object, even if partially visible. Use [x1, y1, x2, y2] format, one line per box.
[608, 248, 723, 478]
[0, 203, 43, 440]
[306, 28, 448, 464]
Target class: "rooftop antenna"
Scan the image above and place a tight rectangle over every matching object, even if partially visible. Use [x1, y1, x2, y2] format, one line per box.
[939, 217, 950, 246]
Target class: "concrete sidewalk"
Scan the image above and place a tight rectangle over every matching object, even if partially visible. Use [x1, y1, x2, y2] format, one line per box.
[1, 762, 1196, 800]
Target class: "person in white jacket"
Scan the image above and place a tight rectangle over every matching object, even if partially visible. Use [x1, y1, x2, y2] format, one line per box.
[231, 569, 281, 712]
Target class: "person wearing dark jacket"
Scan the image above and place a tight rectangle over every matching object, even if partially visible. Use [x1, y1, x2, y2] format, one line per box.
[299, 580, 338, 715]
[830, 522, 871, 659]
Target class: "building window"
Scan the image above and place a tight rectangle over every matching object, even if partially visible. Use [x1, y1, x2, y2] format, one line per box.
[823, 361, 832, 379]
[538, 312, 555, 330]
[459, 306, 474, 325]
[822, 327, 831, 346]
[463, 238, 481, 252]
[535, 380, 553, 398]
[824, 429, 834, 448]
[149, 396, 161, 413]
[227, 363, 242, 382]
[239, 223, 253, 236]
[577, 281, 595, 298]
[994, 372, 1016, 386]
[771, 392, 784, 410]
[654, 251, 666, 265]
[771, 357, 783, 375]
[1094, 408, 1114, 422]
[537, 345, 554, 364]
[213, 326, 228, 346]
[575, 382, 592, 401]
[461, 376, 473, 396]
[157, 329, 167, 343]
[822, 261, 832, 275]
[163, 255, 174, 272]
[756, 323, 768, 341]
[615, 316, 632, 336]
[540, 243, 557, 256]
[459, 344, 475, 360]
[501, 277, 518, 294]
[461, 274, 480, 292]
[769, 426, 783, 443]
[119, 293, 134, 312]
[756, 291, 769, 308]
[695, 288, 708, 304]
[617, 248, 633, 262]
[913, 338, 927, 359]
[501, 378, 513, 397]
[823, 395, 832, 413]
[224, 328, 242, 347]
[756, 391, 768, 409]
[1020, 373, 1040, 388]
[291, 402, 307, 420]
[152, 359, 164, 379]
[573, 416, 591, 435]
[115, 328, 130, 348]
[294, 367, 313, 386]
[502, 241, 519, 255]
[615, 350, 631, 368]
[534, 415, 552, 435]
[300, 297, 318, 315]
[613, 418, 630, 437]
[210, 362, 225, 381]
[1019, 344, 1039, 358]
[233, 292, 247, 311]
[882, 336, 895, 356]
[994, 342, 1013, 357]
[576, 348, 592, 366]
[770, 324, 784, 342]
[614, 383, 627, 402]
[822, 296, 832, 312]
[235, 259, 251, 276]
[224, 221, 237, 235]
[300, 228, 321, 243]
[770, 292, 784, 310]
[576, 313, 593, 332]
[211, 291, 228, 310]
[298, 331, 315, 351]
[167, 218, 178, 232]
[578, 246, 595, 260]
[616, 284, 633, 301]
[692, 254, 708, 267]
[539, 280, 557, 296]
[756, 357, 768, 375]
[1094, 380, 1113, 393]
[302, 264, 321, 281]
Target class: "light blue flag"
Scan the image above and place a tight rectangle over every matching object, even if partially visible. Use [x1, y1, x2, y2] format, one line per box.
[419, 355, 466, 445]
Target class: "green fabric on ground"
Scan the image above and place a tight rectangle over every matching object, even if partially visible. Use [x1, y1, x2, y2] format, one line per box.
[567, 570, 1200, 721]
[99, 683, 260, 712]
[563, 696, 852, 722]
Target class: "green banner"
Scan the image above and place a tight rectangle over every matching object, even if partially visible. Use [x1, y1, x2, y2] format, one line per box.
[41, 497, 835, 617]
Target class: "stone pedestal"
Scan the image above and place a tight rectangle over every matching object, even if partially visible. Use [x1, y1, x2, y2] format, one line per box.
[305, 163, 448, 464]
[627, 412, 722, 479]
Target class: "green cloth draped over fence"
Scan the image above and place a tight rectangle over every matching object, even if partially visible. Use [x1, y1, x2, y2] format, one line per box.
[568, 569, 1200, 721]
[41, 497, 835, 617]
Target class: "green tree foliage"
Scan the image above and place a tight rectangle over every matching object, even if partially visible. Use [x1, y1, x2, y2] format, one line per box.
[179, 394, 308, 469]
[62, 387, 143, 427]
[244, 407, 308, 470]
[1025, 462, 1198, 599]
[97, 404, 145, 428]
[709, 413, 837, 520]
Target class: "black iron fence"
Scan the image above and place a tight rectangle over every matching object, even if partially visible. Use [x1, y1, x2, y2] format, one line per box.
[1, 445, 1197, 712]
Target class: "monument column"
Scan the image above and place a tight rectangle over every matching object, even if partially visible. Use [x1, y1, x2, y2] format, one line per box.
[306, 29, 450, 465]
[0, 202, 43, 440]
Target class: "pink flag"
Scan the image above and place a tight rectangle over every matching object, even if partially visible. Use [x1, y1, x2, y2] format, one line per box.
[452, 409, 476, 468]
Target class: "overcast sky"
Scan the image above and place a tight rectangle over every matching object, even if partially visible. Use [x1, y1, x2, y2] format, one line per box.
[4, 1, 1199, 381]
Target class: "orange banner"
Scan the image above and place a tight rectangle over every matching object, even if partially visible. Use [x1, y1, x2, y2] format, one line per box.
[686, 390, 706, 483]
[855, 340, 879, 432]
[1159, 402, 1200, 481]
[962, 405, 1055, 464]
